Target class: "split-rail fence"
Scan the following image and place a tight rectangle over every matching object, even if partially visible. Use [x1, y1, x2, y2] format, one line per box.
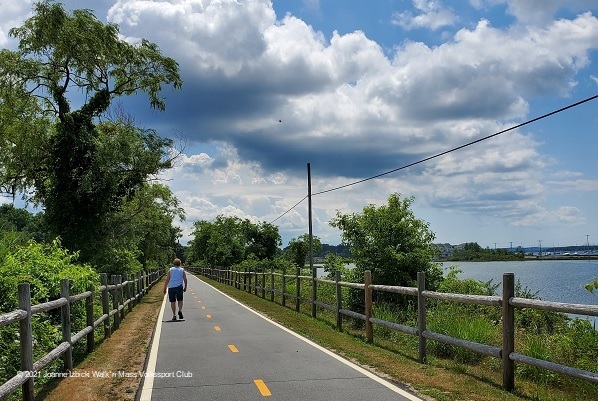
[189, 266, 598, 392]
[0, 269, 163, 401]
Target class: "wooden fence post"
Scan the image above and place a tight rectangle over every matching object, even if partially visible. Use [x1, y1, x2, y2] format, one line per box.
[364, 270, 373, 343]
[86, 284, 95, 354]
[18, 283, 34, 401]
[282, 265, 287, 307]
[118, 275, 125, 321]
[101, 274, 111, 338]
[417, 271, 427, 363]
[261, 267, 266, 299]
[111, 275, 119, 330]
[295, 266, 301, 312]
[270, 265, 275, 302]
[336, 270, 342, 332]
[254, 267, 258, 297]
[312, 267, 317, 318]
[124, 273, 132, 313]
[60, 279, 73, 371]
[503, 272, 515, 391]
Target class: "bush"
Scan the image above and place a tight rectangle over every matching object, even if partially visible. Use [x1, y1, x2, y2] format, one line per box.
[0, 239, 98, 389]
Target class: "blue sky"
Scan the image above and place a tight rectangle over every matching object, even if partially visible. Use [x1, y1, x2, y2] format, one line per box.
[2, 0, 598, 250]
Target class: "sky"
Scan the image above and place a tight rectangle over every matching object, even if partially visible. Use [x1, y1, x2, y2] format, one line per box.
[2, 0, 598, 250]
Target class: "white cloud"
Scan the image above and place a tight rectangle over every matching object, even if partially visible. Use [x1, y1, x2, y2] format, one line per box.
[0, 0, 33, 46]
[392, 0, 458, 31]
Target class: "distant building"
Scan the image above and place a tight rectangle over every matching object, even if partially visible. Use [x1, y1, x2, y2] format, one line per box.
[432, 243, 466, 259]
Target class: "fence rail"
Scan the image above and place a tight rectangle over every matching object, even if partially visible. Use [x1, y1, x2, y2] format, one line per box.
[0, 268, 164, 401]
[189, 266, 598, 392]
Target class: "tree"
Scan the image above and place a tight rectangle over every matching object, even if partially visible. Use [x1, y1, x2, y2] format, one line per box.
[283, 234, 323, 269]
[187, 216, 281, 268]
[330, 193, 443, 310]
[0, 1, 182, 265]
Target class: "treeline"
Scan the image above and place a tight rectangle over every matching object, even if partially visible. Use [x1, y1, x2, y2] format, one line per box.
[447, 242, 524, 261]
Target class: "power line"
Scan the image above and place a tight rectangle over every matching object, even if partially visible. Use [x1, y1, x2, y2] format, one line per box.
[313, 94, 598, 195]
[268, 93, 598, 223]
[269, 195, 308, 224]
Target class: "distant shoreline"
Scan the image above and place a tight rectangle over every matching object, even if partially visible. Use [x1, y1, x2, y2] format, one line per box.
[437, 255, 598, 262]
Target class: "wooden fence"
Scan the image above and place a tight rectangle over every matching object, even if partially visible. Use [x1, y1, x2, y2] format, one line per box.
[189, 266, 598, 392]
[0, 269, 164, 401]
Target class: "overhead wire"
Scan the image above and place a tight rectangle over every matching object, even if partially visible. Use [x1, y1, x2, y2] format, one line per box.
[268, 94, 598, 223]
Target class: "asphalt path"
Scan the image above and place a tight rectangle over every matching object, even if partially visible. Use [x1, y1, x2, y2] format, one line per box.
[139, 272, 424, 401]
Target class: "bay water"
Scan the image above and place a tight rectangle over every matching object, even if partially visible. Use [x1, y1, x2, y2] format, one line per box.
[318, 259, 598, 324]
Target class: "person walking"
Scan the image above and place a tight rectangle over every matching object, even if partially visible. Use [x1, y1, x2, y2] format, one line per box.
[163, 258, 187, 321]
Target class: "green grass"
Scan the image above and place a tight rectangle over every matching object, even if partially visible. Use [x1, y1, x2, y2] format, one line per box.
[197, 273, 597, 401]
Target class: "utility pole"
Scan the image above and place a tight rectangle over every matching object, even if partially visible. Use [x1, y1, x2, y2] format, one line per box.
[510, 241, 513, 252]
[538, 240, 542, 257]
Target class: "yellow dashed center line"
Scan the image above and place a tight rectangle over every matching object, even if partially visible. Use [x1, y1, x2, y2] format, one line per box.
[206, 314, 211, 318]
[254, 379, 271, 396]
[214, 326, 221, 331]
[201, 306, 206, 310]
[228, 344, 239, 353]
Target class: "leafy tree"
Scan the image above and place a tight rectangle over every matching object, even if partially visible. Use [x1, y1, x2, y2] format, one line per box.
[330, 193, 443, 310]
[243, 221, 282, 260]
[188, 216, 281, 268]
[283, 234, 322, 269]
[0, 1, 182, 266]
[0, 204, 48, 243]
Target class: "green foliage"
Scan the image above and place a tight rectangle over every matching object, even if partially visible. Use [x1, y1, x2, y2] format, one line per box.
[448, 242, 524, 261]
[0, 239, 98, 387]
[427, 310, 498, 364]
[330, 193, 442, 311]
[585, 277, 598, 293]
[0, 1, 183, 272]
[283, 234, 323, 268]
[188, 216, 281, 268]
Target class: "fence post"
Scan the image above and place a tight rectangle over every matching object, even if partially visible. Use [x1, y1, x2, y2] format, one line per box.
[336, 270, 342, 332]
[312, 267, 317, 318]
[282, 265, 287, 307]
[364, 270, 373, 343]
[18, 283, 34, 401]
[86, 284, 95, 354]
[254, 267, 258, 297]
[60, 278, 73, 371]
[118, 275, 125, 321]
[270, 265, 275, 302]
[124, 273, 132, 313]
[101, 274, 111, 338]
[261, 267, 266, 299]
[503, 272, 515, 391]
[417, 271, 427, 363]
[295, 266, 301, 312]
[111, 275, 120, 330]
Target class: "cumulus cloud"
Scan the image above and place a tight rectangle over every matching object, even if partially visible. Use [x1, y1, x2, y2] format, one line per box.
[4, 0, 598, 244]
[392, 0, 458, 31]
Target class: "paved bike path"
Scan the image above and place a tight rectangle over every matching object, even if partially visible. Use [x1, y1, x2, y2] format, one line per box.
[140, 272, 423, 401]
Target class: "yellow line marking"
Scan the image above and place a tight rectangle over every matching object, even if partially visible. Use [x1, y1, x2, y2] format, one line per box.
[194, 296, 197, 299]
[228, 344, 239, 353]
[206, 314, 211, 318]
[201, 306, 206, 310]
[254, 379, 271, 396]
[214, 326, 221, 331]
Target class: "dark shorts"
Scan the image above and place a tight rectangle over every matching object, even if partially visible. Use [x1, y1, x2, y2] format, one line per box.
[168, 285, 184, 302]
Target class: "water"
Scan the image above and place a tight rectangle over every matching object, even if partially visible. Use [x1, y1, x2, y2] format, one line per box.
[318, 260, 598, 323]
[440, 260, 598, 305]
[441, 259, 598, 325]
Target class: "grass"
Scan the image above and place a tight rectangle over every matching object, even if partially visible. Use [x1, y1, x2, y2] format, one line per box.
[35, 280, 165, 401]
[35, 272, 596, 401]
[200, 274, 597, 401]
